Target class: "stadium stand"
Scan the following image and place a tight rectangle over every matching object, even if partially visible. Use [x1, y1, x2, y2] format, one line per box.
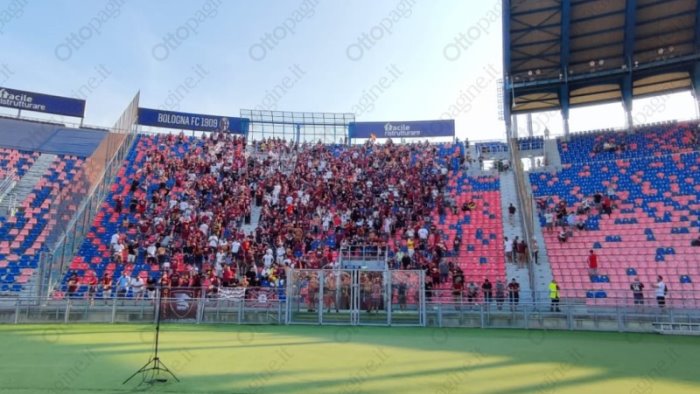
[0, 148, 38, 179]
[59, 136, 506, 301]
[61, 133, 248, 298]
[0, 154, 84, 292]
[530, 122, 700, 305]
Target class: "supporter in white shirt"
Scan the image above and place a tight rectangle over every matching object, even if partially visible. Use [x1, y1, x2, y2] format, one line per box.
[263, 252, 274, 268]
[216, 250, 226, 265]
[146, 243, 157, 258]
[276, 246, 286, 262]
[113, 242, 125, 257]
[131, 276, 145, 299]
[110, 233, 120, 247]
[208, 235, 219, 248]
[383, 217, 393, 234]
[544, 212, 554, 230]
[504, 238, 513, 262]
[418, 227, 429, 240]
[231, 240, 241, 254]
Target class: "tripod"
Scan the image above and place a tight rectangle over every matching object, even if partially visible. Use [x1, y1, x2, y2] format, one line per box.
[123, 285, 180, 385]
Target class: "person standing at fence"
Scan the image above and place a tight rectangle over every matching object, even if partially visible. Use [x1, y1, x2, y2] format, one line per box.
[425, 275, 434, 303]
[86, 273, 97, 306]
[452, 269, 464, 307]
[464, 281, 476, 305]
[397, 281, 408, 311]
[116, 273, 131, 299]
[507, 278, 520, 310]
[341, 274, 351, 310]
[324, 273, 339, 313]
[439, 259, 449, 285]
[630, 277, 644, 305]
[132, 274, 145, 301]
[307, 274, 320, 313]
[100, 273, 113, 303]
[482, 278, 493, 306]
[549, 278, 561, 312]
[495, 280, 505, 310]
[67, 274, 79, 300]
[370, 277, 383, 313]
[146, 276, 157, 300]
[654, 276, 667, 308]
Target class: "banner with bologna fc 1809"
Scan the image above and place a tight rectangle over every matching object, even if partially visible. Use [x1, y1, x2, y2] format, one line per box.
[349, 119, 455, 140]
[138, 107, 250, 134]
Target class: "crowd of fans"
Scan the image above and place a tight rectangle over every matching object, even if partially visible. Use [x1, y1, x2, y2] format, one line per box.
[78, 132, 255, 299]
[61, 134, 518, 309]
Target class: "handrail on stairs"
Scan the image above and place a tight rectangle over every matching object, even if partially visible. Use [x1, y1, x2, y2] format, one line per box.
[507, 137, 538, 302]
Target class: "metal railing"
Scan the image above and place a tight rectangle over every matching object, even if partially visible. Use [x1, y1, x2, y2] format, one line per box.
[2, 292, 286, 325]
[0, 169, 16, 204]
[428, 289, 700, 310]
[3, 291, 700, 333]
[508, 137, 538, 297]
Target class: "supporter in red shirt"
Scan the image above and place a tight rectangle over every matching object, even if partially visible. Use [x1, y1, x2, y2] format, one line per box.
[587, 250, 599, 276]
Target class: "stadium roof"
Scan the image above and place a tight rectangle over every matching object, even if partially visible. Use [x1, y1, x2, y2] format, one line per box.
[502, 0, 700, 114]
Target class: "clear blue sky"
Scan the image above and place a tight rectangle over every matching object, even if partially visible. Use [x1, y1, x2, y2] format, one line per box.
[0, 0, 696, 140]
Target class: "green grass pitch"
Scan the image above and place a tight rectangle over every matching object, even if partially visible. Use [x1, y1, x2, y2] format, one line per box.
[0, 324, 698, 393]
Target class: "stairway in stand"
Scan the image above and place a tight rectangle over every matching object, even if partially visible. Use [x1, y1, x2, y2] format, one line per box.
[499, 170, 533, 301]
[0, 153, 57, 217]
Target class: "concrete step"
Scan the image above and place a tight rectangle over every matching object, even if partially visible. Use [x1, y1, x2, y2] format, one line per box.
[241, 204, 262, 236]
[544, 138, 562, 168]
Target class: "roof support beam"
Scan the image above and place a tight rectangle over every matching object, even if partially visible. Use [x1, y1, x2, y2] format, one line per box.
[503, 0, 513, 136]
[511, 9, 626, 35]
[622, 0, 636, 130]
[695, 0, 700, 52]
[690, 1, 700, 118]
[560, 0, 571, 139]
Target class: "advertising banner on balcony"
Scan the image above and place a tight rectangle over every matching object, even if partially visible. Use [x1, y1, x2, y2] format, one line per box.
[138, 107, 249, 134]
[349, 119, 455, 139]
[0, 86, 86, 117]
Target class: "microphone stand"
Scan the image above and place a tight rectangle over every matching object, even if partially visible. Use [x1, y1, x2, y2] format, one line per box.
[123, 282, 180, 385]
